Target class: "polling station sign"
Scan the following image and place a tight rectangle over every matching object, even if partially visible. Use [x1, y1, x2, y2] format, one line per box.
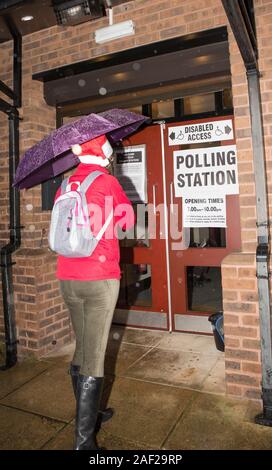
[168, 119, 234, 145]
[173, 145, 239, 197]
[183, 196, 226, 228]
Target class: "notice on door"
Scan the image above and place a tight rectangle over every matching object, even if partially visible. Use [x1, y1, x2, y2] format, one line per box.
[113, 144, 147, 202]
[173, 145, 239, 197]
[182, 196, 226, 228]
[168, 119, 234, 145]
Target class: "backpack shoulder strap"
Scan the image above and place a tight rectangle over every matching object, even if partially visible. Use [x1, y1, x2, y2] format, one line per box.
[60, 177, 69, 195]
[60, 171, 104, 195]
[80, 170, 104, 194]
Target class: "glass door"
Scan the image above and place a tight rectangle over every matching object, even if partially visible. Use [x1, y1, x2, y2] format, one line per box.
[113, 124, 169, 330]
[163, 116, 241, 333]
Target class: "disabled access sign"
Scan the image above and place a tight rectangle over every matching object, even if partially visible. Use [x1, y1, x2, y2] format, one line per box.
[168, 119, 234, 145]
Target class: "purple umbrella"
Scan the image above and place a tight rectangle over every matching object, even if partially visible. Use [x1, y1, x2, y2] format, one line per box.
[14, 109, 149, 189]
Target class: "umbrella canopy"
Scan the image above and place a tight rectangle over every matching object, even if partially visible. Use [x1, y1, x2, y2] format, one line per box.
[14, 109, 149, 189]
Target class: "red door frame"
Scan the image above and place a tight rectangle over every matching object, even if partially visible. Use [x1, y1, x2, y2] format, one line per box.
[118, 116, 241, 332]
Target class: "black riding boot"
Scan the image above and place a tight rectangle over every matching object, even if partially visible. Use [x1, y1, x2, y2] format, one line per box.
[69, 364, 114, 423]
[75, 375, 103, 450]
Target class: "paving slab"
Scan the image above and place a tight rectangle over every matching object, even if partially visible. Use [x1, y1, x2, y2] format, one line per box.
[42, 423, 74, 450]
[0, 360, 52, 400]
[2, 328, 270, 451]
[98, 429, 154, 450]
[105, 342, 153, 376]
[109, 325, 165, 347]
[156, 332, 220, 357]
[202, 357, 226, 395]
[100, 376, 196, 448]
[0, 362, 75, 422]
[164, 392, 272, 450]
[42, 424, 152, 450]
[0, 404, 63, 450]
[123, 347, 218, 390]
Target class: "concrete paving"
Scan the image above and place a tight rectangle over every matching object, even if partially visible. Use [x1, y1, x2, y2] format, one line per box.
[0, 326, 271, 450]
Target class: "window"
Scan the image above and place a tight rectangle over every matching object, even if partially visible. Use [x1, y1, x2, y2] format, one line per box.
[151, 100, 175, 119]
[184, 93, 215, 115]
[189, 228, 226, 248]
[118, 264, 152, 307]
[187, 266, 223, 312]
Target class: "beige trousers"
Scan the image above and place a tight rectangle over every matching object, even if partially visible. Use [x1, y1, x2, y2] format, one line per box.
[60, 279, 120, 377]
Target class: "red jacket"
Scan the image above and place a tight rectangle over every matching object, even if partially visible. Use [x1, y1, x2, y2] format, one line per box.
[55, 163, 135, 281]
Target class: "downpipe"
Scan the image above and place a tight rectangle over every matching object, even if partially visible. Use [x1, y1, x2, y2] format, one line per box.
[247, 68, 272, 426]
[0, 107, 21, 370]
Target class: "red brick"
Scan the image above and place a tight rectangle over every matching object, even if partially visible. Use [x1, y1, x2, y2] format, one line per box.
[225, 348, 259, 362]
[223, 302, 257, 314]
[226, 384, 243, 397]
[225, 360, 241, 370]
[242, 362, 262, 374]
[226, 373, 260, 387]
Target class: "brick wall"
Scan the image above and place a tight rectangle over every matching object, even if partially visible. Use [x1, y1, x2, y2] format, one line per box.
[221, 0, 272, 401]
[13, 249, 73, 357]
[0, 0, 271, 397]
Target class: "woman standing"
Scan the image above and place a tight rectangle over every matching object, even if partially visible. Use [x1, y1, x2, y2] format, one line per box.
[54, 135, 135, 450]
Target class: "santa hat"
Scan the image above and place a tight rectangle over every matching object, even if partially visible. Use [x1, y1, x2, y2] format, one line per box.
[71, 135, 113, 166]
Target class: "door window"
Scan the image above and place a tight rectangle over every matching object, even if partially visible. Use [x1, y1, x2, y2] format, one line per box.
[187, 266, 223, 313]
[120, 204, 150, 248]
[189, 227, 226, 248]
[118, 264, 152, 307]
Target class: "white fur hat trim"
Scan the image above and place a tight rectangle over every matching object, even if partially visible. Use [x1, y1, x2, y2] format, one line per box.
[71, 144, 82, 156]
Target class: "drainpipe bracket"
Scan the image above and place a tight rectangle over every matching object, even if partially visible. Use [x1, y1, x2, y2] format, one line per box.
[256, 243, 269, 262]
[0, 261, 16, 268]
[256, 273, 271, 280]
[246, 66, 260, 77]
[7, 106, 19, 118]
[8, 225, 25, 230]
[256, 221, 271, 228]
[4, 339, 19, 346]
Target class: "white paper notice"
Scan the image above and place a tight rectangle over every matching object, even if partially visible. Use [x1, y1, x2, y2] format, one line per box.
[113, 145, 147, 203]
[183, 195, 227, 228]
[173, 145, 239, 197]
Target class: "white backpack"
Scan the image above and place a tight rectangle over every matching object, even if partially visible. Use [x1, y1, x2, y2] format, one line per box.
[49, 171, 113, 257]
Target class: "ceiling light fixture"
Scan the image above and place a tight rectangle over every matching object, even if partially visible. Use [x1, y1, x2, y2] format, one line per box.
[21, 15, 34, 22]
[95, 6, 135, 44]
[67, 5, 82, 16]
[53, 0, 105, 26]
